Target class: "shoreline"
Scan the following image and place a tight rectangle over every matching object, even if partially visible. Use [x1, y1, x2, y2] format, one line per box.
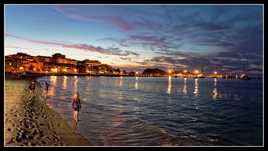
[4, 80, 91, 146]
[5, 72, 255, 80]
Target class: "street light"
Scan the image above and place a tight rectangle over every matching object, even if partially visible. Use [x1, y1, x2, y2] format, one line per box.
[214, 71, 218, 75]
[168, 69, 172, 74]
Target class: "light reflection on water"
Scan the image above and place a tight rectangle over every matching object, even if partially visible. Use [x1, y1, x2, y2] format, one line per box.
[183, 78, 188, 95]
[193, 78, 199, 96]
[119, 76, 123, 87]
[37, 76, 262, 146]
[47, 76, 57, 97]
[135, 77, 139, 90]
[73, 76, 78, 94]
[166, 76, 172, 95]
[212, 78, 219, 100]
[63, 76, 67, 90]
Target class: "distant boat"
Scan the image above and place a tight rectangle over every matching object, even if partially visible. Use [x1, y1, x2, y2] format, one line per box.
[239, 74, 251, 80]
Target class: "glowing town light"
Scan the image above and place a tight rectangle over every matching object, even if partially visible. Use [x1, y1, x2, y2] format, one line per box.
[135, 71, 139, 75]
[197, 74, 203, 77]
[74, 69, 77, 72]
[214, 71, 218, 75]
[63, 68, 67, 72]
[194, 70, 199, 74]
[51, 68, 58, 73]
[183, 70, 187, 73]
[168, 69, 172, 74]
[19, 66, 24, 70]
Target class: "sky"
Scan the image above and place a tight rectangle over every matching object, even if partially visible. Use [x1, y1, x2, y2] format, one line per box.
[4, 5, 263, 75]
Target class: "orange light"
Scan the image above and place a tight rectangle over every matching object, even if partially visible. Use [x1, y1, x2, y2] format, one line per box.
[51, 68, 58, 73]
[74, 69, 77, 72]
[63, 68, 67, 72]
[19, 66, 24, 70]
[183, 70, 187, 73]
[194, 70, 199, 74]
[197, 74, 203, 77]
[168, 69, 172, 74]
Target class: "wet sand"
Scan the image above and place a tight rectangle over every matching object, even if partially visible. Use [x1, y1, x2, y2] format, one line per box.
[4, 80, 91, 146]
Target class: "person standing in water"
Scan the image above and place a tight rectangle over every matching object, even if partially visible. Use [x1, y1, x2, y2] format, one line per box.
[28, 81, 36, 93]
[45, 81, 49, 91]
[72, 92, 81, 129]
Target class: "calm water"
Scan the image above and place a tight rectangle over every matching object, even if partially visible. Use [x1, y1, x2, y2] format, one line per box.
[35, 76, 262, 146]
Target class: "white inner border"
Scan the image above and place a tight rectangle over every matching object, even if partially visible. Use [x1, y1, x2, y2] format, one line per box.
[3, 3, 264, 147]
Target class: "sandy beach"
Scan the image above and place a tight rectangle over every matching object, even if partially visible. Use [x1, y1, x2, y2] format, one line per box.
[4, 79, 91, 146]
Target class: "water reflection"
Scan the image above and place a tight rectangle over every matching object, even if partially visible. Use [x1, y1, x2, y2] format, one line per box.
[135, 76, 139, 90]
[193, 78, 199, 96]
[48, 76, 57, 96]
[166, 76, 172, 95]
[73, 77, 78, 94]
[119, 76, 123, 87]
[212, 88, 218, 100]
[104, 109, 125, 145]
[212, 78, 219, 100]
[50, 76, 57, 86]
[63, 76, 68, 90]
[183, 78, 188, 95]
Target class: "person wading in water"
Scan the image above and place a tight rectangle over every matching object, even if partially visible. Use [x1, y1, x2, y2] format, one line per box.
[45, 81, 49, 91]
[72, 92, 81, 129]
[28, 81, 36, 93]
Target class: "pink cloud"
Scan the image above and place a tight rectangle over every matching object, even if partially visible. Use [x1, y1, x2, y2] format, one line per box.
[53, 6, 135, 32]
[5, 32, 138, 56]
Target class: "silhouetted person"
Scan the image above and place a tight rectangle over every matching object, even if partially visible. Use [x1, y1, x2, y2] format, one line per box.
[72, 92, 81, 129]
[45, 81, 49, 91]
[28, 81, 36, 93]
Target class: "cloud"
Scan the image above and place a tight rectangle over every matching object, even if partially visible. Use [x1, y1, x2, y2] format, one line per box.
[5, 33, 139, 57]
[66, 5, 262, 58]
[53, 6, 135, 31]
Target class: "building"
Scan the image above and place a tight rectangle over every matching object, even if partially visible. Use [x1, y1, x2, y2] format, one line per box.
[5, 53, 44, 72]
[78, 59, 102, 74]
[51, 53, 77, 65]
[5, 52, 123, 75]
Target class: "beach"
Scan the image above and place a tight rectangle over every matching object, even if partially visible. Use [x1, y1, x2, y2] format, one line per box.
[4, 79, 91, 146]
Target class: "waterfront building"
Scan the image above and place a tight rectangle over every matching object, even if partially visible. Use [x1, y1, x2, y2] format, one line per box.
[77, 59, 102, 74]
[51, 53, 77, 65]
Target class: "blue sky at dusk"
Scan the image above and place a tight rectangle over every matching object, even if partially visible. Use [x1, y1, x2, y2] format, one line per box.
[4, 5, 263, 74]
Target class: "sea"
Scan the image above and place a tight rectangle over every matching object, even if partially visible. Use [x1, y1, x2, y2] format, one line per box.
[6, 76, 263, 146]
